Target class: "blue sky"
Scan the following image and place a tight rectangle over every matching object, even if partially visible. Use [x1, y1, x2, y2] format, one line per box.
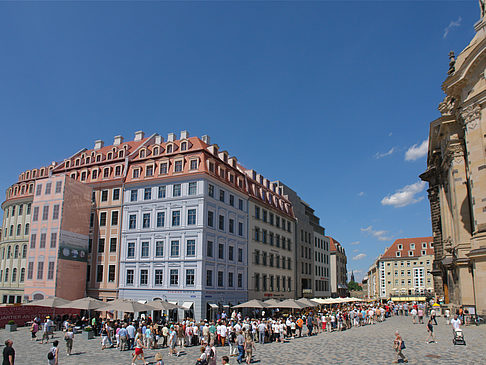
[0, 1, 478, 281]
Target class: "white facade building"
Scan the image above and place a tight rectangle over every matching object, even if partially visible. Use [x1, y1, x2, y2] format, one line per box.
[118, 176, 248, 321]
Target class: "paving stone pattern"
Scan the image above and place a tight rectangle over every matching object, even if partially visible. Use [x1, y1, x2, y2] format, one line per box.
[2, 316, 484, 364]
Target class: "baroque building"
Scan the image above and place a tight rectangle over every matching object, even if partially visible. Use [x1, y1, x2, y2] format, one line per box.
[420, 6, 486, 315]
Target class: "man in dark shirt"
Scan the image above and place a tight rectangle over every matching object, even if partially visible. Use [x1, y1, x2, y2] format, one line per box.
[2, 339, 14, 365]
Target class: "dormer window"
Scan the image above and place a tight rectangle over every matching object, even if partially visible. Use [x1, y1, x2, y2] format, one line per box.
[75, 159, 80, 166]
[421, 250, 426, 256]
[166, 144, 173, 154]
[153, 147, 159, 156]
[118, 150, 124, 158]
[103, 168, 110, 178]
[32, 170, 37, 178]
[133, 169, 140, 179]
[397, 244, 402, 250]
[96, 155, 101, 162]
[65, 161, 70, 168]
[410, 243, 415, 249]
[396, 251, 401, 257]
[86, 157, 91, 164]
[92, 169, 98, 179]
[181, 142, 187, 151]
[408, 251, 413, 257]
[422, 242, 427, 248]
[26, 172, 30, 179]
[139, 149, 145, 158]
[107, 152, 112, 160]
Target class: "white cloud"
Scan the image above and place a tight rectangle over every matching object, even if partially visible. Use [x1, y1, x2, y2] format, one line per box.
[405, 139, 428, 161]
[351, 241, 360, 245]
[361, 225, 393, 241]
[353, 249, 360, 253]
[374, 147, 395, 159]
[381, 181, 427, 208]
[352, 253, 367, 261]
[358, 192, 365, 197]
[443, 16, 462, 39]
[388, 132, 393, 137]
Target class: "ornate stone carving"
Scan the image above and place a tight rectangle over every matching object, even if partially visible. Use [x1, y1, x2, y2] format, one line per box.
[438, 95, 457, 116]
[460, 104, 482, 130]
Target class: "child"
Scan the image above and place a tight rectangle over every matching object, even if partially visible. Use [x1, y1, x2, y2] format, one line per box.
[154, 352, 164, 365]
[221, 355, 230, 364]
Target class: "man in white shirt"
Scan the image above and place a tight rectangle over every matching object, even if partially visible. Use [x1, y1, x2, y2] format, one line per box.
[257, 322, 266, 344]
[220, 323, 228, 346]
[451, 315, 461, 330]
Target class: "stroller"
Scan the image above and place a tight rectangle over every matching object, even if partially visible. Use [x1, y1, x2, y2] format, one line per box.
[453, 328, 466, 345]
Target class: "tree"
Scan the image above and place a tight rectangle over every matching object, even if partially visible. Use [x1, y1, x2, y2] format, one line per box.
[348, 280, 362, 291]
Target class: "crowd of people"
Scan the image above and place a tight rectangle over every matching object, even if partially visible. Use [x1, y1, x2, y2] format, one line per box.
[1, 300, 471, 365]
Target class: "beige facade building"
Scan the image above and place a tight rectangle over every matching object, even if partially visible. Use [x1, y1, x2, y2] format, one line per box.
[421, 6, 486, 315]
[247, 175, 296, 301]
[329, 237, 348, 297]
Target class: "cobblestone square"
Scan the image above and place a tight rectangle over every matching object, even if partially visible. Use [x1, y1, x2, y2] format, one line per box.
[2, 316, 484, 364]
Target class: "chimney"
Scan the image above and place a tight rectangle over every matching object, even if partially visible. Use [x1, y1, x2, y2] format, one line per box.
[201, 135, 210, 144]
[167, 133, 175, 142]
[155, 135, 164, 144]
[94, 140, 104, 150]
[113, 135, 124, 146]
[180, 130, 189, 140]
[134, 131, 145, 141]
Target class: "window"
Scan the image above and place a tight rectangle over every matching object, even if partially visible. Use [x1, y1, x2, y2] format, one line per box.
[172, 211, 180, 226]
[129, 215, 137, 229]
[238, 222, 243, 236]
[228, 246, 234, 261]
[188, 182, 197, 195]
[46, 262, 54, 280]
[190, 159, 198, 170]
[115, 166, 121, 176]
[156, 212, 165, 227]
[32, 206, 39, 221]
[269, 213, 274, 225]
[410, 243, 415, 250]
[170, 269, 178, 285]
[255, 206, 260, 219]
[229, 219, 234, 233]
[92, 170, 98, 179]
[109, 238, 117, 252]
[113, 188, 120, 200]
[144, 188, 152, 200]
[170, 240, 180, 256]
[146, 165, 153, 177]
[160, 162, 168, 175]
[22, 245, 27, 258]
[219, 215, 225, 230]
[186, 239, 196, 256]
[229, 195, 234, 206]
[187, 209, 196, 225]
[132, 169, 140, 178]
[154, 269, 163, 286]
[207, 241, 213, 257]
[140, 269, 148, 285]
[218, 243, 224, 259]
[40, 233, 46, 248]
[173, 184, 181, 197]
[101, 190, 108, 202]
[98, 238, 105, 253]
[27, 203, 31, 215]
[27, 262, 34, 280]
[143, 213, 150, 228]
[96, 265, 103, 282]
[30, 234, 36, 249]
[103, 168, 110, 178]
[55, 181, 62, 194]
[262, 210, 267, 222]
[158, 186, 166, 199]
[238, 273, 242, 288]
[206, 270, 213, 286]
[100, 212, 107, 226]
[186, 269, 195, 286]
[130, 190, 138, 202]
[174, 160, 183, 172]
[20, 268, 25, 282]
[52, 205, 60, 220]
[111, 211, 119, 225]
[37, 261, 44, 280]
[155, 241, 164, 257]
[218, 271, 224, 287]
[219, 190, 225, 202]
[42, 206, 49, 220]
[208, 184, 214, 198]
[45, 182, 52, 195]
[141, 241, 149, 257]
[16, 224, 21, 236]
[127, 242, 135, 258]
[208, 211, 214, 227]
[396, 251, 401, 257]
[255, 273, 260, 291]
[238, 248, 243, 262]
[238, 199, 243, 210]
[254, 228, 260, 242]
[228, 272, 234, 287]
[50, 233, 57, 248]
[126, 269, 134, 285]
[36, 184, 42, 196]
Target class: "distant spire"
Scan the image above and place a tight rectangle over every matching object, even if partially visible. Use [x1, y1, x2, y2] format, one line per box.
[351, 271, 355, 282]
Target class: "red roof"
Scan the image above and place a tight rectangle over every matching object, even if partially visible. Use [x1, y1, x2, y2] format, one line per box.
[327, 236, 341, 252]
[381, 236, 434, 259]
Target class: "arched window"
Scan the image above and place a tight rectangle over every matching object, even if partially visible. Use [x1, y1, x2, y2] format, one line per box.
[14, 246, 18, 259]
[107, 152, 112, 160]
[7, 246, 11, 258]
[181, 142, 187, 151]
[20, 268, 25, 282]
[153, 147, 159, 156]
[119, 150, 124, 158]
[16, 225, 21, 236]
[24, 224, 29, 235]
[4, 269, 8, 282]
[96, 155, 101, 162]
[166, 144, 173, 154]
[22, 245, 27, 259]
[139, 149, 145, 158]
[29, 184, 33, 194]
[12, 268, 17, 282]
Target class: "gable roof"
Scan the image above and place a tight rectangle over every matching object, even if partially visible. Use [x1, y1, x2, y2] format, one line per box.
[381, 236, 434, 259]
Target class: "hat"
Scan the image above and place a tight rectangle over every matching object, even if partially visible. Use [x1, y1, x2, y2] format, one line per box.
[46, 316, 50, 319]
[154, 353, 163, 361]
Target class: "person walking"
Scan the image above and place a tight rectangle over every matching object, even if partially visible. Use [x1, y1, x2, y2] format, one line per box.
[236, 331, 245, 364]
[31, 321, 39, 341]
[48, 340, 59, 365]
[127, 322, 136, 350]
[426, 318, 436, 343]
[393, 331, 408, 363]
[244, 333, 256, 365]
[2, 339, 15, 365]
[257, 321, 266, 345]
[132, 333, 147, 365]
[64, 326, 74, 356]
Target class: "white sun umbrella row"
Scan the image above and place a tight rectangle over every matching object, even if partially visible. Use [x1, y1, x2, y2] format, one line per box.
[232, 298, 319, 309]
[311, 297, 364, 305]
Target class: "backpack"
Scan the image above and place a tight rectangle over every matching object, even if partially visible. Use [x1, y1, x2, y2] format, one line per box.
[196, 359, 208, 365]
[47, 351, 54, 360]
